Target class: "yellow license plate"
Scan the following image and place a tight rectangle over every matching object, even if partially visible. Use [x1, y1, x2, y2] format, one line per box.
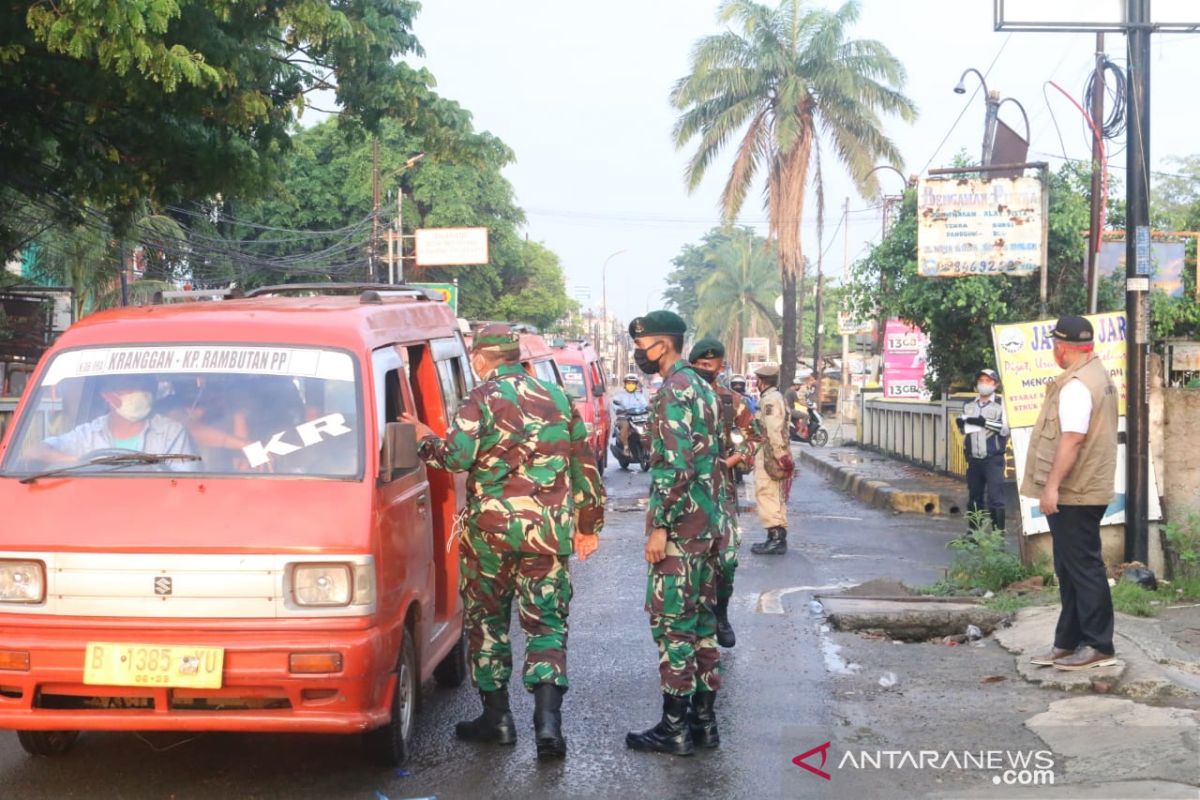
[83, 642, 224, 689]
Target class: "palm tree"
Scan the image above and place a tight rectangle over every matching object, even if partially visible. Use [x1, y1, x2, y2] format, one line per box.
[694, 230, 781, 370]
[672, 0, 916, 384]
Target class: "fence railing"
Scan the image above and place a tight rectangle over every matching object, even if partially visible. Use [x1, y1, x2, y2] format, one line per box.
[858, 392, 1010, 479]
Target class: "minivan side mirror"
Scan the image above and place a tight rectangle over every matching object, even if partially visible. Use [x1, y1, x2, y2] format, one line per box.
[592, 383, 606, 398]
[380, 421, 420, 481]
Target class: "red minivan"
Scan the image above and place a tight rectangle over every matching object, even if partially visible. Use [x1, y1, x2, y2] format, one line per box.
[0, 284, 472, 765]
[549, 339, 611, 470]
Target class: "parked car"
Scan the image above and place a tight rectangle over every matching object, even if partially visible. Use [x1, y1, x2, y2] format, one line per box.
[0, 283, 473, 765]
[549, 338, 612, 470]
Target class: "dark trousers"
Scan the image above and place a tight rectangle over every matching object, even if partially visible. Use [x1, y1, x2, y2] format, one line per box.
[1048, 504, 1114, 655]
[966, 453, 1005, 529]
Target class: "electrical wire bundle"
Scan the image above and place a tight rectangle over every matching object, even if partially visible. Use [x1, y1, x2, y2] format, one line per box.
[1083, 57, 1127, 141]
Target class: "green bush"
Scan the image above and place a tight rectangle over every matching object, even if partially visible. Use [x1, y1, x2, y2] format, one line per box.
[1111, 582, 1174, 617]
[1164, 511, 1200, 581]
[944, 513, 1029, 593]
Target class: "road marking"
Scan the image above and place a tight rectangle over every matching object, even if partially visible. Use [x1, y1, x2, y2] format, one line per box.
[808, 515, 864, 521]
[756, 582, 860, 615]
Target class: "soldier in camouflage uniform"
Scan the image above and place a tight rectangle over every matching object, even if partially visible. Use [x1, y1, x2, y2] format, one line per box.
[624, 311, 726, 757]
[689, 337, 762, 648]
[401, 323, 605, 760]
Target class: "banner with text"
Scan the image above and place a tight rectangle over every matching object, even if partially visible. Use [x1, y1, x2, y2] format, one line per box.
[991, 312, 1127, 429]
[917, 175, 1047, 277]
[991, 312, 1160, 535]
[882, 319, 930, 400]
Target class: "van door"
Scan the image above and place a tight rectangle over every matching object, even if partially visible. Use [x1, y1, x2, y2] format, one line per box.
[372, 346, 434, 647]
[405, 339, 468, 622]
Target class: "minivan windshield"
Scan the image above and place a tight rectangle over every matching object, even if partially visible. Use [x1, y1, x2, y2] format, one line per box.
[1, 345, 361, 478]
[558, 363, 586, 400]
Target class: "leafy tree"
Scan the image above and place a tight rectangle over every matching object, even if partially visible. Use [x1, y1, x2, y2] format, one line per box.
[694, 230, 781, 368]
[227, 117, 575, 325]
[671, 0, 916, 385]
[0, 0, 468, 255]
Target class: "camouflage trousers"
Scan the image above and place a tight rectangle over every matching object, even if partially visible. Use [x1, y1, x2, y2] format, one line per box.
[460, 532, 572, 693]
[645, 536, 722, 696]
[716, 509, 741, 603]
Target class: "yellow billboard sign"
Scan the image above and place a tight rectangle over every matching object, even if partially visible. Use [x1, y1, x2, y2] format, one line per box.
[991, 312, 1127, 429]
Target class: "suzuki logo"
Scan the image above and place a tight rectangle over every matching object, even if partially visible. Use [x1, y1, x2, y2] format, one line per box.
[154, 576, 173, 596]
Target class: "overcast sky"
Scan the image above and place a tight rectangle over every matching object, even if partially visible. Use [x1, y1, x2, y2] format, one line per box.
[410, 0, 1200, 323]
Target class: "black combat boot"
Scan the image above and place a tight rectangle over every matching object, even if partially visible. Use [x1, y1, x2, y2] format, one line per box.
[532, 683, 566, 759]
[455, 687, 517, 745]
[749, 528, 777, 555]
[625, 693, 694, 756]
[990, 508, 1006, 535]
[688, 691, 719, 748]
[714, 597, 736, 648]
[752, 527, 787, 555]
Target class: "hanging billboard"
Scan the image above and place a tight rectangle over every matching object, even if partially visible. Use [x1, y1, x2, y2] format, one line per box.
[917, 175, 1048, 277]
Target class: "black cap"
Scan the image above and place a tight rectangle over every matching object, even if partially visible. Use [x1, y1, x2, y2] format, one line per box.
[1052, 315, 1094, 343]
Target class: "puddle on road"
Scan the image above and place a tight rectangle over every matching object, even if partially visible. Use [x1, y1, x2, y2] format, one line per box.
[821, 633, 864, 675]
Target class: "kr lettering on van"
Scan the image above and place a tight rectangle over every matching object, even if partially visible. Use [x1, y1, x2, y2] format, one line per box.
[243, 414, 353, 468]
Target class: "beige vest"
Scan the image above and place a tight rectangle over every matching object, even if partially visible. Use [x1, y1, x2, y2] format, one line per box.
[1020, 355, 1118, 505]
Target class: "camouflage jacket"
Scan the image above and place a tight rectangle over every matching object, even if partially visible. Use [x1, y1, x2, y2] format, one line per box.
[418, 363, 605, 555]
[646, 359, 725, 545]
[716, 385, 762, 462]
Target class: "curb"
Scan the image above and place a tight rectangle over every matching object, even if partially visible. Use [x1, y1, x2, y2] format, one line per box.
[797, 447, 945, 515]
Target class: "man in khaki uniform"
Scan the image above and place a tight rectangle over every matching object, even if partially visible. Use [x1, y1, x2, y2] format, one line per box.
[1019, 316, 1119, 672]
[750, 364, 793, 555]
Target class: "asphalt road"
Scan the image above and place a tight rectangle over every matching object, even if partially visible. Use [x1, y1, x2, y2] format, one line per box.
[0, 456, 966, 800]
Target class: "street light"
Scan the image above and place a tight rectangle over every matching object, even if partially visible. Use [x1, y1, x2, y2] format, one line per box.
[952, 68, 1030, 168]
[953, 68, 998, 166]
[600, 248, 627, 332]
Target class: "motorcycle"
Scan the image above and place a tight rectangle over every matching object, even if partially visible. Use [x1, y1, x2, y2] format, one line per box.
[791, 402, 829, 447]
[611, 411, 651, 471]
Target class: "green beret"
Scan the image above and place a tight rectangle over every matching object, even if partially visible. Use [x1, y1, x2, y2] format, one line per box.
[688, 337, 725, 362]
[628, 309, 686, 338]
[471, 323, 520, 354]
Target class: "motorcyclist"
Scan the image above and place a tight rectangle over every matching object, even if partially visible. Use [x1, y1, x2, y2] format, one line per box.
[730, 374, 757, 414]
[612, 372, 649, 456]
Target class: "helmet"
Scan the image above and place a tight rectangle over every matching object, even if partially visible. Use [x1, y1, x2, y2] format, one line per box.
[976, 368, 1000, 383]
[624, 372, 639, 383]
[730, 373, 747, 387]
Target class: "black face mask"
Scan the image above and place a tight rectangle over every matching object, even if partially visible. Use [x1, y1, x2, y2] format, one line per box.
[633, 347, 660, 375]
[692, 367, 718, 384]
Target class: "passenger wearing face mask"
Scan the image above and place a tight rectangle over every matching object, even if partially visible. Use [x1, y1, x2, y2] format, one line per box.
[38, 373, 198, 469]
[956, 368, 1010, 536]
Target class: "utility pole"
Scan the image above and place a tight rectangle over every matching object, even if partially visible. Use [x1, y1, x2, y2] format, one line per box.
[982, 90, 1000, 166]
[1125, 0, 1151, 564]
[1086, 32, 1105, 314]
[393, 181, 403, 284]
[119, 244, 129, 306]
[371, 137, 381, 282]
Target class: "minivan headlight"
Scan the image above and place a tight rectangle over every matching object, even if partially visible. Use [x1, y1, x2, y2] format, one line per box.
[291, 563, 352, 607]
[0, 560, 45, 604]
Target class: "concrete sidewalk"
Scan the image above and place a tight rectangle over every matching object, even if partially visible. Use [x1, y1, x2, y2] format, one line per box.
[798, 444, 970, 517]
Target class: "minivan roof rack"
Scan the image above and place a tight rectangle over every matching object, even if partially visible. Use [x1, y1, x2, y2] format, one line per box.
[243, 282, 436, 302]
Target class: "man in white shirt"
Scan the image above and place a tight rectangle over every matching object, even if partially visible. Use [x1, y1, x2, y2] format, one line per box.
[1019, 315, 1119, 672]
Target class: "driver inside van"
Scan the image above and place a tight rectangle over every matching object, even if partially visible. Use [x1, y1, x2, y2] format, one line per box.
[34, 374, 198, 469]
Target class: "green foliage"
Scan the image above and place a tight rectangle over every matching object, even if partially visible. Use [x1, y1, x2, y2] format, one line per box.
[227, 117, 574, 325]
[983, 594, 1036, 614]
[1, 0, 468, 254]
[1164, 510, 1200, 581]
[943, 513, 1030, 593]
[1110, 581, 1172, 617]
[846, 163, 1122, 394]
